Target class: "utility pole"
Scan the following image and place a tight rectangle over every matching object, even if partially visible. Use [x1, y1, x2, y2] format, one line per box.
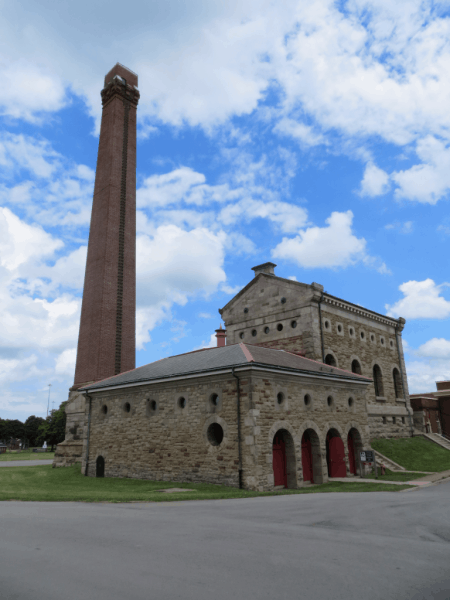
[47, 384, 52, 417]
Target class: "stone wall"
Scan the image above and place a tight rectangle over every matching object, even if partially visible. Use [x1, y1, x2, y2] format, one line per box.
[53, 389, 87, 467]
[83, 368, 372, 491]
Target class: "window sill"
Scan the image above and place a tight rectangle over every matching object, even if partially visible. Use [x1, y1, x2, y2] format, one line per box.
[375, 396, 387, 402]
[395, 398, 406, 403]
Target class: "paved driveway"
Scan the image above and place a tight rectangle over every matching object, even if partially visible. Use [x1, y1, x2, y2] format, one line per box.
[1, 481, 449, 600]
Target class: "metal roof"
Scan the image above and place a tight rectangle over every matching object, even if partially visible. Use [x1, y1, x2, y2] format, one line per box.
[80, 343, 371, 392]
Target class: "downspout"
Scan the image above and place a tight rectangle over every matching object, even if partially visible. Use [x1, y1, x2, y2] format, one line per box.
[231, 368, 243, 489]
[84, 392, 93, 476]
[395, 326, 414, 438]
[318, 292, 325, 362]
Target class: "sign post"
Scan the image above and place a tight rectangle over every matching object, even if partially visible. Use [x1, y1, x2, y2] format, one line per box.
[359, 450, 377, 479]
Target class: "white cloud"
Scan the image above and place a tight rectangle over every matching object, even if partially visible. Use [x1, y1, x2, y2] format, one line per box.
[392, 137, 450, 204]
[135, 224, 227, 349]
[359, 162, 390, 197]
[219, 199, 308, 234]
[0, 132, 60, 179]
[272, 210, 370, 269]
[273, 118, 326, 147]
[55, 348, 77, 378]
[386, 279, 450, 319]
[415, 338, 450, 360]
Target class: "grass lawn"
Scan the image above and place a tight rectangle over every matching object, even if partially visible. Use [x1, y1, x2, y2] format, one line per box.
[0, 450, 55, 461]
[0, 464, 413, 502]
[362, 468, 427, 482]
[371, 436, 450, 472]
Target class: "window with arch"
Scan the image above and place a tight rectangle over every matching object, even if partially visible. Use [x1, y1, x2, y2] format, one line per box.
[393, 368, 403, 399]
[325, 353, 336, 367]
[373, 364, 384, 397]
[351, 359, 362, 375]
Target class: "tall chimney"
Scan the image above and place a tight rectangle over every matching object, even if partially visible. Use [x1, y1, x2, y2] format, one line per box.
[215, 324, 227, 348]
[251, 262, 277, 277]
[73, 64, 139, 389]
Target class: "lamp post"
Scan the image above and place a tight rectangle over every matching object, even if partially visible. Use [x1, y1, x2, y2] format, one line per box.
[47, 384, 52, 417]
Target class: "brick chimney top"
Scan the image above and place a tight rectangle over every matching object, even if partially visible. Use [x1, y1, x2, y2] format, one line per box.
[104, 63, 138, 88]
[251, 262, 277, 277]
[215, 324, 227, 347]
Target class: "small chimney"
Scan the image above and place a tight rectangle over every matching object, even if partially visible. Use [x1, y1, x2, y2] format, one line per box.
[215, 324, 227, 347]
[251, 262, 277, 277]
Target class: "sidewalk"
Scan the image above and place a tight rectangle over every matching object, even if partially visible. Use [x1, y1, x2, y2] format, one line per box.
[331, 469, 450, 488]
[0, 460, 53, 467]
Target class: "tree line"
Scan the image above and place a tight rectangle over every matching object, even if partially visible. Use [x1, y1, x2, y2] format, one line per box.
[0, 402, 67, 451]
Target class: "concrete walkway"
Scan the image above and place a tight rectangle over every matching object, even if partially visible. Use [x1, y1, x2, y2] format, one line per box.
[332, 469, 450, 487]
[0, 460, 53, 467]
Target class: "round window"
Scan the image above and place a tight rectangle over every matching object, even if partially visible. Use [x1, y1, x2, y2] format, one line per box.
[239, 332, 244, 339]
[207, 423, 224, 446]
[304, 394, 311, 406]
[281, 297, 287, 304]
[291, 320, 297, 329]
[178, 397, 186, 409]
[337, 324, 342, 333]
[124, 402, 131, 413]
[324, 320, 329, 329]
[390, 340, 394, 348]
[348, 397, 354, 407]
[350, 328, 354, 336]
[264, 326, 270, 334]
[252, 329, 257, 337]
[101, 405, 108, 415]
[360, 331, 365, 339]
[371, 334, 375, 342]
[150, 400, 157, 411]
[210, 393, 219, 407]
[327, 396, 333, 407]
[277, 323, 283, 332]
[244, 307, 249, 313]
[381, 338, 385, 345]
[277, 392, 284, 405]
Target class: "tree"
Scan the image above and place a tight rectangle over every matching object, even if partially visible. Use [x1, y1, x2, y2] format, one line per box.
[24, 415, 46, 447]
[37, 402, 67, 451]
[0, 419, 24, 443]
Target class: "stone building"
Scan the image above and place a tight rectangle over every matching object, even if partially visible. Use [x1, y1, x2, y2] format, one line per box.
[78, 343, 371, 490]
[220, 262, 413, 440]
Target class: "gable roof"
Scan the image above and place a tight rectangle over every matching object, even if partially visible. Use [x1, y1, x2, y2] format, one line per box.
[80, 343, 371, 392]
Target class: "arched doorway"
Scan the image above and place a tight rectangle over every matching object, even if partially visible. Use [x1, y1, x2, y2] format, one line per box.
[96, 455, 105, 478]
[347, 428, 363, 475]
[272, 429, 297, 489]
[326, 429, 346, 477]
[301, 429, 322, 484]
[325, 353, 336, 367]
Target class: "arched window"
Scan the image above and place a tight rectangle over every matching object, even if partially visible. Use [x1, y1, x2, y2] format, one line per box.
[325, 354, 336, 367]
[351, 359, 362, 375]
[393, 368, 403, 398]
[373, 364, 384, 397]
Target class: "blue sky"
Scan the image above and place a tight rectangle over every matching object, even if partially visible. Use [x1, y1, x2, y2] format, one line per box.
[1, 0, 450, 419]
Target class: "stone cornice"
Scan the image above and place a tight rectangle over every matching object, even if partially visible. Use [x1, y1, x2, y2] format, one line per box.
[101, 78, 140, 108]
[323, 294, 403, 330]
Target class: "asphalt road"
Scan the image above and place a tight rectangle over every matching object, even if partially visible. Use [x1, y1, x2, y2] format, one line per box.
[1, 481, 449, 600]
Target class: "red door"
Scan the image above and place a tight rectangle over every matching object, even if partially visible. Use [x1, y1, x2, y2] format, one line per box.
[273, 436, 287, 487]
[301, 435, 314, 483]
[347, 433, 356, 475]
[328, 437, 347, 477]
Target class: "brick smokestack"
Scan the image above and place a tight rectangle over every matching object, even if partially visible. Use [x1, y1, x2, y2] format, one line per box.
[215, 324, 227, 347]
[73, 64, 139, 389]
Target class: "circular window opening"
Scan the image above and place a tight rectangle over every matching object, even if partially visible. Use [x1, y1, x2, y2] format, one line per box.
[124, 402, 131, 413]
[277, 392, 284, 405]
[101, 405, 108, 415]
[327, 396, 333, 407]
[337, 324, 342, 333]
[252, 329, 257, 337]
[360, 331, 365, 339]
[349, 328, 354, 336]
[150, 400, 157, 411]
[264, 326, 270, 334]
[277, 323, 283, 331]
[244, 307, 249, 313]
[304, 394, 311, 406]
[239, 332, 244, 339]
[207, 423, 224, 446]
[348, 397, 354, 407]
[178, 397, 186, 409]
[381, 338, 385, 345]
[370, 334, 375, 342]
[390, 340, 394, 348]
[210, 393, 219, 407]
[324, 320, 330, 329]
[291, 320, 297, 329]
[281, 297, 287, 304]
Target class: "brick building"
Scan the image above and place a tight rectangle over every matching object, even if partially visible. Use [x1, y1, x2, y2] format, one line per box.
[410, 380, 450, 438]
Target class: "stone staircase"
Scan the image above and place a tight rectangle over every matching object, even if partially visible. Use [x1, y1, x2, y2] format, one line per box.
[373, 450, 406, 472]
[421, 432, 450, 452]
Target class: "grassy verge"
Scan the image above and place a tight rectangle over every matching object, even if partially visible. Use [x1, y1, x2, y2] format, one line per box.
[371, 436, 450, 472]
[0, 450, 55, 461]
[0, 465, 412, 502]
[362, 468, 427, 482]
